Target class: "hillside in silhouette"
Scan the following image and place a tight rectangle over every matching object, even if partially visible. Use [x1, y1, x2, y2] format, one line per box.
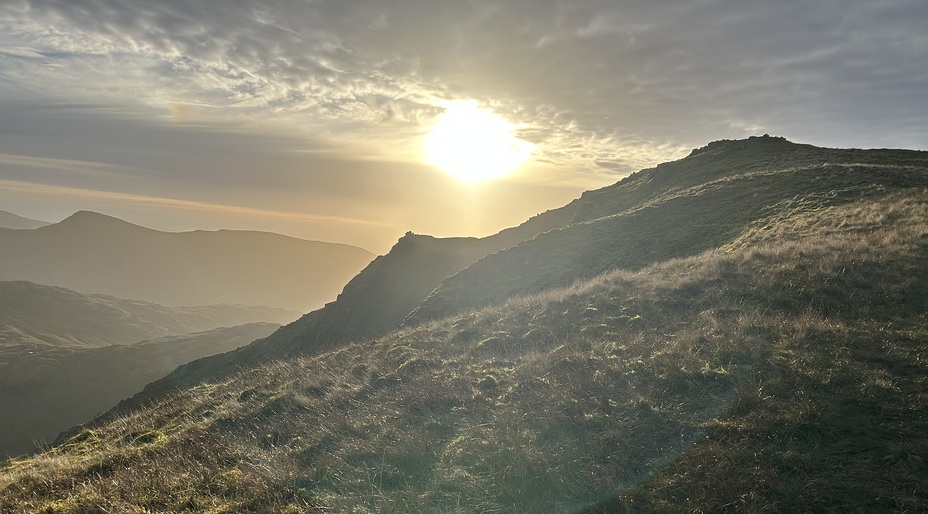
[3, 137, 928, 512]
[0, 212, 374, 311]
[0, 210, 49, 230]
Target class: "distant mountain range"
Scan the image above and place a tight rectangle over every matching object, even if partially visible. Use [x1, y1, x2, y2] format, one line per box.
[0, 209, 49, 230]
[0, 211, 374, 311]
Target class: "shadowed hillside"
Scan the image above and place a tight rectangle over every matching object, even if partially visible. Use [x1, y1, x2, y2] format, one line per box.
[0, 323, 281, 459]
[0, 282, 296, 458]
[0, 212, 374, 311]
[0, 210, 49, 230]
[3, 138, 928, 512]
[0, 280, 297, 347]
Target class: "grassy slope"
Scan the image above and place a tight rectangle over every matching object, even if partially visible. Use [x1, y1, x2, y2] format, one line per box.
[2, 182, 926, 512]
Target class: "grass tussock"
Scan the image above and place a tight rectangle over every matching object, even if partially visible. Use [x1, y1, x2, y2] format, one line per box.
[2, 190, 928, 512]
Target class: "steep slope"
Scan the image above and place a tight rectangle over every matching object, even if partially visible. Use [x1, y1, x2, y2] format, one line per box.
[0, 281, 297, 347]
[3, 186, 926, 512]
[0, 211, 374, 311]
[0, 323, 281, 459]
[0, 210, 49, 230]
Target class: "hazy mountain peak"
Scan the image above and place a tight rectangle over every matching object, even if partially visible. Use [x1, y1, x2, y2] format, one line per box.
[0, 209, 50, 230]
[0, 212, 374, 310]
[54, 210, 143, 229]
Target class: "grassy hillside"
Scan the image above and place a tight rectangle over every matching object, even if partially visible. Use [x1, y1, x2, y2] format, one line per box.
[2, 138, 926, 512]
[0, 281, 297, 348]
[0, 323, 281, 459]
[0, 211, 374, 311]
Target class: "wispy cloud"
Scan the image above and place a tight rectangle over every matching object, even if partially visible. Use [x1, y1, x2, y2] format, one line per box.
[0, 0, 925, 248]
[0, 178, 394, 228]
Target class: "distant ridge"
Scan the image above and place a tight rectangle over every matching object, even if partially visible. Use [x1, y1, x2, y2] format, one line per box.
[50, 210, 153, 230]
[0, 209, 49, 230]
[0, 211, 375, 311]
[0, 281, 293, 458]
[0, 280, 298, 347]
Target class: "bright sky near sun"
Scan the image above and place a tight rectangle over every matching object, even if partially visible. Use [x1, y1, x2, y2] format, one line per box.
[0, 1, 926, 252]
[424, 101, 534, 182]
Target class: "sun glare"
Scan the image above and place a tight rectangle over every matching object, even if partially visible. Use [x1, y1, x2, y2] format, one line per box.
[424, 101, 534, 182]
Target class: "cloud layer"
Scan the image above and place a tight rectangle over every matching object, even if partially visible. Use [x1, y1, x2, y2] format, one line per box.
[0, 0, 925, 248]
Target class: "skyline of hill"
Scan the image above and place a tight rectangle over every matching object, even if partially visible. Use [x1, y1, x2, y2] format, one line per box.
[0, 210, 375, 312]
[0, 210, 49, 230]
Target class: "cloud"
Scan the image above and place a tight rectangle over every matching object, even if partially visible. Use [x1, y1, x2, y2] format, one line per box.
[2, 2, 925, 154]
[0, 177, 391, 227]
[0, 0, 926, 249]
[0, 45, 45, 58]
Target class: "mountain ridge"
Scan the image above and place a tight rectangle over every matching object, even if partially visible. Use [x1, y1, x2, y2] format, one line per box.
[0, 212, 375, 311]
[0, 210, 49, 230]
[0, 280, 297, 348]
[0, 322, 281, 458]
[0, 281, 298, 458]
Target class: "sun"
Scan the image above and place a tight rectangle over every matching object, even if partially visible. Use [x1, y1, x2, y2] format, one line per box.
[423, 100, 533, 182]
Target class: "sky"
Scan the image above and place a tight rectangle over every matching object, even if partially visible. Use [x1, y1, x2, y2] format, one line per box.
[1, 0, 926, 252]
